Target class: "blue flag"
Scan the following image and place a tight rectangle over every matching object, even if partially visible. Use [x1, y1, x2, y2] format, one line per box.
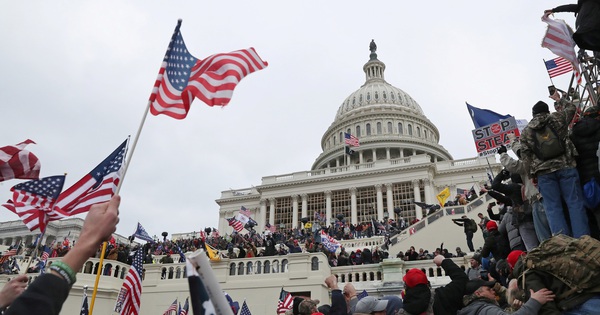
[132, 222, 155, 243]
[466, 103, 512, 128]
[357, 290, 369, 300]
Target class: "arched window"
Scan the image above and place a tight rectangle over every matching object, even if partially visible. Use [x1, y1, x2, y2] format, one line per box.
[84, 262, 93, 274]
[347, 128, 351, 135]
[352, 97, 356, 105]
[333, 136, 336, 145]
[175, 267, 182, 279]
[281, 259, 289, 272]
[264, 261, 271, 274]
[114, 266, 120, 278]
[398, 123, 403, 135]
[408, 124, 413, 136]
[417, 127, 421, 137]
[230, 263, 236, 275]
[238, 262, 244, 276]
[272, 260, 280, 273]
[256, 261, 262, 274]
[340, 132, 343, 143]
[391, 93, 395, 100]
[246, 262, 254, 275]
[383, 91, 387, 99]
[311, 257, 319, 271]
[387, 122, 392, 134]
[424, 130, 428, 139]
[356, 126, 361, 137]
[359, 94, 363, 103]
[376, 122, 382, 134]
[367, 92, 371, 101]
[374, 91, 379, 100]
[366, 124, 371, 136]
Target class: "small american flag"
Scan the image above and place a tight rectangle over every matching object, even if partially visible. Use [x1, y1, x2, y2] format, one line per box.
[227, 217, 244, 232]
[344, 132, 360, 147]
[40, 247, 52, 261]
[545, 57, 572, 78]
[179, 298, 189, 315]
[277, 289, 293, 314]
[240, 301, 252, 315]
[149, 20, 268, 120]
[0, 248, 18, 264]
[54, 139, 127, 216]
[0, 139, 41, 182]
[265, 223, 276, 233]
[80, 291, 89, 315]
[240, 206, 252, 218]
[163, 299, 178, 315]
[119, 249, 144, 315]
[2, 175, 66, 232]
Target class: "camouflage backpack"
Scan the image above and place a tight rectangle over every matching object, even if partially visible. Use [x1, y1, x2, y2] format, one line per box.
[520, 234, 600, 297]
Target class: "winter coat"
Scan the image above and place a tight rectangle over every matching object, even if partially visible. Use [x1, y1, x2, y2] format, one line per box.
[498, 207, 525, 251]
[570, 115, 600, 184]
[520, 98, 578, 177]
[481, 229, 511, 261]
[500, 142, 542, 202]
[457, 296, 542, 315]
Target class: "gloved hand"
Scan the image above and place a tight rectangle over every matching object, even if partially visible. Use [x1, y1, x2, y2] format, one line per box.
[500, 168, 511, 179]
[497, 145, 508, 155]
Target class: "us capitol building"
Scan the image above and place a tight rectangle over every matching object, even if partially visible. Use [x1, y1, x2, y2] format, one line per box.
[0, 42, 499, 314]
[215, 41, 497, 233]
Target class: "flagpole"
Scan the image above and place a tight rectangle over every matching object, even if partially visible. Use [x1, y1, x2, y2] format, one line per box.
[22, 232, 45, 274]
[542, 59, 556, 86]
[91, 20, 183, 315]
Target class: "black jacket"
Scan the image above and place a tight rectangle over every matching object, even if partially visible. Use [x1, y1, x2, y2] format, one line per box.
[571, 115, 600, 184]
[552, 0, 600, 50]
[432, 259, 469, 315]
[5, 274, 70, 315]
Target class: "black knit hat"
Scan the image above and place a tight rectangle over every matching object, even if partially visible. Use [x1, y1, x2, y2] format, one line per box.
[532, 101, 550, 115]
[292, 297, 304, 315]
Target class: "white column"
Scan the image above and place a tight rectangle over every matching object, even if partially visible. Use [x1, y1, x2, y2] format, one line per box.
[301, 194, 308, 219]
[350, 187, 357, 225]
[269, 198, 276, 226]
[372, 149, 377, 162]
[423, 179, 434, 205]
[413, 180, 423, 220]
[325, 190, 332, 226]
[386, 148, 390, 160]
[260, 199, 267, 231]
[375, 184, 384, 221]
[359, 151, 364, 164]
[400, 149, 404, 158]
[385, 183, 394, 221]
[292, 195, 299, 230]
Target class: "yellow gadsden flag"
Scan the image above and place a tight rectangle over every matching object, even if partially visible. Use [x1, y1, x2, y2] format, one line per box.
[204, 243, 221, 262]
[436, 187, 451, 206]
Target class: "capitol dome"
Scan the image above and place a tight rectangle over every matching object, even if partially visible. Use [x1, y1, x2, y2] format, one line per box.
[312, 40, 452, 170]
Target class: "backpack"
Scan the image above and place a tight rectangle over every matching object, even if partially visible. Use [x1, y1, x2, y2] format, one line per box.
[466, 219, 478, 233]
[520, 234, 600, 298]
[532, 124, 565, 160]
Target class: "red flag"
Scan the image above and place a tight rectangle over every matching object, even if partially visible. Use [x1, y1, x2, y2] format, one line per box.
[149, 20, 268, 120]
[0, 139, 41, 182]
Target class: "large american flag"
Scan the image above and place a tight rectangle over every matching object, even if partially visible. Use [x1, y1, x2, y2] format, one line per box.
[2, 175, 66, 232]
[227, 217, 244, 232]
[163, 299, 178, 315]
[132, 222, 155, 243]
[119, 249, 144, 315]
[240, 301, 252, 315]
[545, 57, 572, 78]
[149, 20, 268, 120]
[344, 132, 360, 147]
[0, 139, 41, 182]
[541, 13, 581, 83]
[239, 206, 252, 218]
[54, 140, 127, 216]
[276, 288, 293, 314]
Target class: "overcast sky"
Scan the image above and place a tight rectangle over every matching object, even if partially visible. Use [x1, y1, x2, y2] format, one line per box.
[0, 1, 579, 240]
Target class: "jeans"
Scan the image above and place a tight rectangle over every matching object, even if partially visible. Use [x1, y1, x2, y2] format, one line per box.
[538, 167, 590, 237]
[465, 231, 475, 252]
[532, 199, 552, 242]
[563, 295, 600, 315]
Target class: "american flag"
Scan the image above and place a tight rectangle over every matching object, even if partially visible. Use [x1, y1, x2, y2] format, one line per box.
[163, 299, 178, 315]
[240, 300, 252, 315]
[2, 175, 66, 232]
[119, 249, 144, 315]
[0, 139, 41, 182]
[0, 248, 17, 264]
[177, 245, 186, 263]
[132, 222, 155, 243]
[344, 132, 360, 147]
[240, 206, 252, 218]
[54, 140, 127, 216]
[149, 20, 268, 120]
[541, 14, 581, 83]
[228, 217, 244, 232]
[40, 247, 52, 261]
[277, 288, 293, 314]
[545, 57, 572, 78]
[179, 298, 189, 315]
